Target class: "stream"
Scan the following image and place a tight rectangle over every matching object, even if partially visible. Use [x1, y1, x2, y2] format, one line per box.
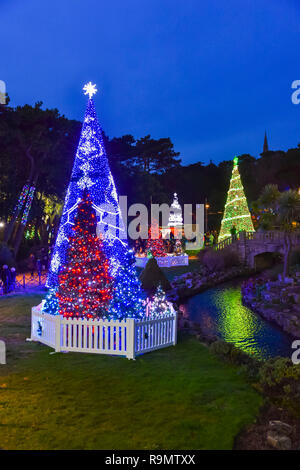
[180, 279, 293, 360]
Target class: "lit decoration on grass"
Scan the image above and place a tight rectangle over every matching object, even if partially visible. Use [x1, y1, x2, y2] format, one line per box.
[168, 193, 183, 227]
[47, 84, 127, 288]
[57, 192, 113, 319]
[146, 220, 167, 257]
[149, 284, 172, 317]
[218, 157, 255, 242]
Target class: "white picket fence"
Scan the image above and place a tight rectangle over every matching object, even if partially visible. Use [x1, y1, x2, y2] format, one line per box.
[30, 303, 177, 360]
[135, 254, 189, 269]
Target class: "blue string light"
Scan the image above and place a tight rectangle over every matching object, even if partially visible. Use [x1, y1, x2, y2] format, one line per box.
[47, 91, 127, 289]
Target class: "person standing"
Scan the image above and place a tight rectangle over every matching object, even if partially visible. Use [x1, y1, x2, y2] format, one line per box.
[10, 267, 16, 292]
[1, 265, 11, 294]
[230, 225, 237, 241]
[28, 253, 35, 278]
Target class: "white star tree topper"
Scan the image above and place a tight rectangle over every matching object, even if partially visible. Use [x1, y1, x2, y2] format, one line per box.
[83, 82, 98, 99]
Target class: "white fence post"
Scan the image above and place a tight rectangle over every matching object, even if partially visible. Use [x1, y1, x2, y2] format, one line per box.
[173, 312, 178, 345]
[126, 318, 136, 360]
[54, 316, 61, 352]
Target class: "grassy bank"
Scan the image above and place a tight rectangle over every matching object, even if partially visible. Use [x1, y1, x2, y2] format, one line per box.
[0, 292, 262, 450]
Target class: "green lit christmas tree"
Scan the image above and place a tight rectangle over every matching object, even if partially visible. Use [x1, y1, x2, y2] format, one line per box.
[218, 157, 255, 242]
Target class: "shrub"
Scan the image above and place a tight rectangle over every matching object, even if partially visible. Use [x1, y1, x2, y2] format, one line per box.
[291, 249, 300, 267]
[201, 247, 240, 272]
[210, 340, 260, 378]
[258, 357, 300, 416]
[0, 243, 15, 267]
[202, 249, 225, 272]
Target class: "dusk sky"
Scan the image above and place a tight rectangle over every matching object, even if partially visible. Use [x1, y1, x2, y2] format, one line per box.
[1, 0, 300, 165]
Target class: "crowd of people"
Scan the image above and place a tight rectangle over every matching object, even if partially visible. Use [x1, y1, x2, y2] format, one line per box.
[0, 247, 51, 295]
[27, 248, 50, 277]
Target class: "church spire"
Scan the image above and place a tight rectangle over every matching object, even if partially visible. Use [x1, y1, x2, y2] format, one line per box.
[263, 130, 269, 153]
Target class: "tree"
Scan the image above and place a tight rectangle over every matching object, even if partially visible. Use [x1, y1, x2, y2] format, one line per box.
[108, 249, 143, 320]
[145, 220, 166, 257]
[168, 193, 183, 227]
[218, 157, 255, 241]
[47, 89, 127, 289]
[42, 287, 59, 315]
[57, 192, 113, 319]
[0, 102, 79, 254]
[149, 284, 172, 317]
[257, 185, 300, 278]
[134, 135, 181, 174]
[139, 257, 171, 293]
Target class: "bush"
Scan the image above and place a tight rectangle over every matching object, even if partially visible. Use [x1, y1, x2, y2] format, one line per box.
[291, 249, 300, 267]
[0, 243, 15, 267]
[201, 247, 240, 272]
[258, 357, 300, 416]
[210, 340, 260, 378]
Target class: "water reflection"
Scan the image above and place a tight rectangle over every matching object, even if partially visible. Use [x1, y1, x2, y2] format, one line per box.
[182, 281, 292, 360]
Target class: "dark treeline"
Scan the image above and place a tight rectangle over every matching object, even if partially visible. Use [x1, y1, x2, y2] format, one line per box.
[0, 101, 299, 255]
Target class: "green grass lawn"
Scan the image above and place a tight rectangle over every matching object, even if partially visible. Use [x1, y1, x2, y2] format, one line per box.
[0, 292, 262, 450]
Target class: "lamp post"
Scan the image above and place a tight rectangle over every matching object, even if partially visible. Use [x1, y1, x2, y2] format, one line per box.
[204, 198, 210, 233]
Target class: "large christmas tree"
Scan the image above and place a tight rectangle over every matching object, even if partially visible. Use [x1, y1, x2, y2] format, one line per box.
[218, 157, 255, 242]
[47, 82, 127, 289]
[44, 83, 143, 320]
[57, 191, 113, 319]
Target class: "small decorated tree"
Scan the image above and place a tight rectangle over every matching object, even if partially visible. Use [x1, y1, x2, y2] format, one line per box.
[149, 284, 172, 317]
[109, 249, 144, 320]
[42, 287, 59, 315]
[168, 193, 183, 227]
[57, 191, 113, 319]
[146, 220, 166, 257]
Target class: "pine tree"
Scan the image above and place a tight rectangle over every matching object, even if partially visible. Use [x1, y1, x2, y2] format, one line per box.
[47, 83, 127, 289]
[109, 250, 144, 320]
[139, 257, 171, 293]
[218, 157, 255, 242]
[146, 220, 166, 257]
[149, 284, 172, 317]
[57, 191, 113, 319]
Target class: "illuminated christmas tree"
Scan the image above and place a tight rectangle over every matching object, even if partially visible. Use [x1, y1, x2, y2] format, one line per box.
[218, 157, 255, 242]
[42, 287, 59, 315]
[57, 191, 113, 319]
[168, 193, 183, 227]
[149, 284, 172, 317]
[108, 249, 144, 320]
[146, 220, 166, 257]
[47, 82, 126, 289]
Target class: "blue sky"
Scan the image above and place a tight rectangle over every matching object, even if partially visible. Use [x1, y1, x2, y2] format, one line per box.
[1, 0, 300, 164]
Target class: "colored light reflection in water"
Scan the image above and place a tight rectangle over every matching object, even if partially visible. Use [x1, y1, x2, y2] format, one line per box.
[181, 281, 292, 360]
